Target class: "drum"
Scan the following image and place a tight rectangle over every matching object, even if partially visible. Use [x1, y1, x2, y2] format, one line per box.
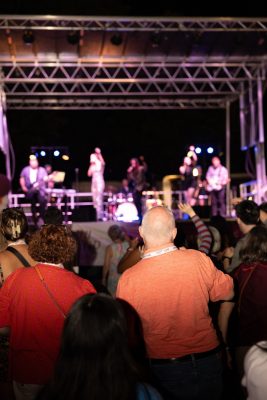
[116, 192, 127, 203]
[145, 198, 163, 210]
[115, 202, 139, 222]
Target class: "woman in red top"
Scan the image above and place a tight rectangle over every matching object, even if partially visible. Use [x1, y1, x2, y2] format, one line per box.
[0, 224, 96, 400]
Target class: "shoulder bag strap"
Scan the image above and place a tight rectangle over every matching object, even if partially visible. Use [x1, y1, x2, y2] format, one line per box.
[6, 246, 31, 267]
[34, 266, 66, 319]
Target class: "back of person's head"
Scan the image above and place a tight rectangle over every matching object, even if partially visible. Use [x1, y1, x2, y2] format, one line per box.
[107, 224, 125, 242]
[239, 225, 267, 264]
[235, 200, 259, 225]
[140, 206, 176, 247]
[28, 224, 77, 265]
[1, 207, 28, 242]
[44, 207, 64, 225]
[45, 294, 137, 400]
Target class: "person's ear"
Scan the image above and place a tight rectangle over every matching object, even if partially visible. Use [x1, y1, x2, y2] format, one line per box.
[172, 227, 177, 241]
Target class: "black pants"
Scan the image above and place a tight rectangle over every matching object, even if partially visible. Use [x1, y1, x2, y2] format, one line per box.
[210, 188, 226, 217]
[133, 190, 143, 222]
[26, 191, 47, 225]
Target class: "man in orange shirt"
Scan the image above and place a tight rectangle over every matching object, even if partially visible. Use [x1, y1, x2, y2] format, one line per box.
[116, 206, 233, 400]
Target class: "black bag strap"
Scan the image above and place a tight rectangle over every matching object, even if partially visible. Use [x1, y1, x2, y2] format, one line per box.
[34, 266, 66, 319]
[6, 246, 31, 267]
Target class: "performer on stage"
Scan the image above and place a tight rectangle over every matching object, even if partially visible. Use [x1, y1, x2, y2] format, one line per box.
[206, 156, 229, 217]
[127, 157, 147, 221]
[0, 174, 11, 212]
[179, 156, 198, 206]
[20, 155, 48, 226]
[87, 147, 105, 221]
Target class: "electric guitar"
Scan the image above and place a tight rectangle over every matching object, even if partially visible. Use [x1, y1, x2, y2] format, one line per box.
[206, 177, 224, 192]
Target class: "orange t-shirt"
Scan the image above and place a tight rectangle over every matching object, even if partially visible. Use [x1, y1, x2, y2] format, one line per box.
[116, 247, 233, 358]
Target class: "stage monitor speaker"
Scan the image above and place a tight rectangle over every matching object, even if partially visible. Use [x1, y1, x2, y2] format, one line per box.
[71, 206, 96, 222]
[192, 205, 211, 219]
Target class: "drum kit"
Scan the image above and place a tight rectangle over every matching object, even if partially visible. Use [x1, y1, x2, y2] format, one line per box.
[107, 192, 139, 222]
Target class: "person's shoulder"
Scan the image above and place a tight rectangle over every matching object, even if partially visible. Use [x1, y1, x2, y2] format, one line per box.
[20, 166, 28, 174]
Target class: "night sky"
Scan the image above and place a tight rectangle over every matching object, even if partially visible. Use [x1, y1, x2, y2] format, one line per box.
[0, 2, 265, 191]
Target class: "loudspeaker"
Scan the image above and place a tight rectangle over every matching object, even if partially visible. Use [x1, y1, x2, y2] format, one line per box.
[71, 206, 96, 222]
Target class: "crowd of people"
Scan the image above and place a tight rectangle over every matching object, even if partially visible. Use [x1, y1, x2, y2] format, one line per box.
[0, 196, 266, 400]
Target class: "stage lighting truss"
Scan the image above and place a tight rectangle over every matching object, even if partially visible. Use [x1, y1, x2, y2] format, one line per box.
[0, 16, 266, 109]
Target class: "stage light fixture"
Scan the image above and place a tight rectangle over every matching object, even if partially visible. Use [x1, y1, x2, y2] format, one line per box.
[195, 147, 202, 154]
[207, 147, 214, 154]
[54, 150, 60, 157]
[62, 155, 69, 161]
[67, 31, 81, 45]
[22, 29, 35, 45]
[40, 150, 46, 157]
[110, 33, 123, 46]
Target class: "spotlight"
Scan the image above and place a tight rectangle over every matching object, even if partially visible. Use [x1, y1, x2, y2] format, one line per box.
[67, 31, 81, 45]
[62, 155, 69, 161]
[29, 154, 37, 160]
[22, 29, 35, 45]
[195, 147, 202, 154]
[207, 147, 214, 154]
[110, 33, 123, 46]
[40, 150, 46, 157]
[54, 150, 60, 157]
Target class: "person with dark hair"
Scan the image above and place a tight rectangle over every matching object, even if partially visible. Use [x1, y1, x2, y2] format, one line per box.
[117, 206, 233, 400]
[102, 225, 129, 296]
[0, 208, 35, 286]
[43, 206, 63, 225]
[20, 155, 49, 227]
[37, 293, 162, 400]
[179, 156, 198, 206]
[0, 224, 96, 400]
[222, 200, 259, 273]
[219, 226, 267, 384]
[127, 158, 147, 221]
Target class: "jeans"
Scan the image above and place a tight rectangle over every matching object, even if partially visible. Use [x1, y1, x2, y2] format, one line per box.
[151, 351, 223, 400]
[210, 188, 226, 217]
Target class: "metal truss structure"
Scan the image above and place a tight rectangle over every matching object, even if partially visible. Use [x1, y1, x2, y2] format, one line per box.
[0, 16, 266, 109]
[1, 16, 267, 32]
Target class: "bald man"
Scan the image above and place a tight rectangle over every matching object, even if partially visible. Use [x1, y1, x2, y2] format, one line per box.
[116, 206, 233, 400]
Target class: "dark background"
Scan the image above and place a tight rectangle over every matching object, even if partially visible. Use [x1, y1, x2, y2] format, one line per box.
[0, 1, 265, 191]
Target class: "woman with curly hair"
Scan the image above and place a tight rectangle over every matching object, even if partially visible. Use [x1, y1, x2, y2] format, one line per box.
[37, 293, 162, 400]
[0, 207, 36, 286]
[0, 224, 96, 400]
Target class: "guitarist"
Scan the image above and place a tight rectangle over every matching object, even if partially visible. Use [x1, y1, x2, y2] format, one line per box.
[206, 156, 229, 217]
[20, 155, 48, 227]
